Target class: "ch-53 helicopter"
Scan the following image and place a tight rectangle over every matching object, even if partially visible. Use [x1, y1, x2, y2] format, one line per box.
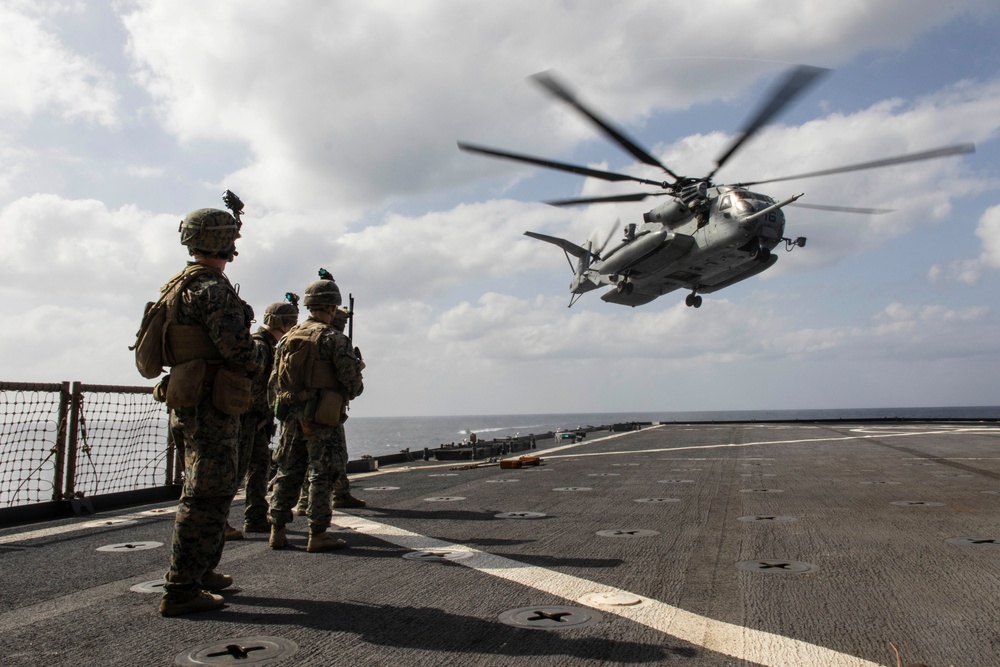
[458, 66, 974, 308]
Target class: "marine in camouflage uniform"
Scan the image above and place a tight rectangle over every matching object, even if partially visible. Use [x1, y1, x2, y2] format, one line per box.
[295, 306, 363, 512]
[158, 208, 266, 616]
[239, 298, 299, 534]
[268, 276, 364, 552]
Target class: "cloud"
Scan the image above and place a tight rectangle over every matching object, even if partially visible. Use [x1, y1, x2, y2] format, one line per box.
[118, 0, 988, 214]
[125, 165, 165, 179]
[328, 200, 570, 302]
[0, 303, 140, 384]
[927, 259, 982, 286]
[929, 203, 1000, 285]
[0, 3, 118, 125]
[353, 291, 1000, 415]
[420, 292, 999, 367]
[0, 194, 177, 302]
[974, 203, 1000, 269]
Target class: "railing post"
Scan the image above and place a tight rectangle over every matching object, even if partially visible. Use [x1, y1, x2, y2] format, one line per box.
[50, 381, 71, 501]
[165, 412, 175, 485]
[64, 381, 82, 499]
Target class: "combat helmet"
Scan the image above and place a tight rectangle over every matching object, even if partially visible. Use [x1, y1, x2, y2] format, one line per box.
[303, 270, 342, 309]
[179, 208, 241, 260]
[264, 293, 300, 328]
[331, 305, 351, 333]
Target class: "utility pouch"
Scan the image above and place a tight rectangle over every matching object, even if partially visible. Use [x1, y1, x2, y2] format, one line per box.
[303, 395, 318, 422]
[308, 361, 338, 390]
[274, 393, 289, 421]
[212, 368, 253, 416]
[313, 389, 344, 427]
[152, 375, 170, 403]
[166, 359, 206, 409]
[166, 325, 223, 365]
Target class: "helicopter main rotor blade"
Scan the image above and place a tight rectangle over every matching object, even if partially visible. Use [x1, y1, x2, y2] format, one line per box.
[594, 218, 620, 258]
[788, 202, 893, 215]
[732, 143, 976, 187]
[457, 141, 668, 187]
[707, 65, 829, 182]
[531, 71, 681, 181]
[545, 192, 664, 207]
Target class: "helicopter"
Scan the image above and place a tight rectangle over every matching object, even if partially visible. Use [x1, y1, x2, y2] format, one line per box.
[458, 66, 975, 308]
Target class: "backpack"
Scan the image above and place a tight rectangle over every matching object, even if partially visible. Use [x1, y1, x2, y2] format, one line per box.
[275, 321, 325, 402]
[130, 265, 211, 379]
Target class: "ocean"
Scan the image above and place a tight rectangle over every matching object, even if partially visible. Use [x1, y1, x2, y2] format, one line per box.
[3, 406, 999, 510]
[341, 406, 1000, 459]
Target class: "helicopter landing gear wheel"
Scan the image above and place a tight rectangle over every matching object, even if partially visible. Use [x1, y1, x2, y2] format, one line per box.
[616, 280, 634, 295]
[685, 293, 702, 308]
[750, 245, 771, 262]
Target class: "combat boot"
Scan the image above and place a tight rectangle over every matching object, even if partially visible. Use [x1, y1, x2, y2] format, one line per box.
[224, 522, 244, 541]
[243, 519, 270, 534]
[332, 494, 366, 508]
[306, 531, 347, 553]
[200, 571, 233, 592]
[159, 590, 225, 617]
[269, 525, 288, 550]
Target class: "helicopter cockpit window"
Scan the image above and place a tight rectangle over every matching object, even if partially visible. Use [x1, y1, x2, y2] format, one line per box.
[719, 195, 732, 211]
[731, 190, 772, 213]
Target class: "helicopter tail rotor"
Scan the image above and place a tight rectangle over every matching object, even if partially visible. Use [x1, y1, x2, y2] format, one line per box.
[575, 218, 618, 275]
[594, 219, 619, 259]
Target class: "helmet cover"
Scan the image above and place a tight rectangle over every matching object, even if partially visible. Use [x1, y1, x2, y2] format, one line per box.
[179, 208, 241, 258]
[303, 277, 342, 308]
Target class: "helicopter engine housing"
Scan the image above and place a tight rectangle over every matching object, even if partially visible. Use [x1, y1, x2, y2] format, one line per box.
[642, 199, 692, 228]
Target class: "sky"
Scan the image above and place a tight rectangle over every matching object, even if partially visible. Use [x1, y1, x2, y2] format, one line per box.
[2, 0, 1000, 417]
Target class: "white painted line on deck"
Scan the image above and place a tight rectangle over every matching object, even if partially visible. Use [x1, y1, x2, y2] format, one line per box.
[0, 506, 177, 545]
[331, 512, 884, 667]
[542, 425, 999, 460]
[501, 427, 661, 458]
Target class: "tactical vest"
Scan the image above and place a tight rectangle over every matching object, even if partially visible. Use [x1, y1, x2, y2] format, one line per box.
[162, 265, 224, 366]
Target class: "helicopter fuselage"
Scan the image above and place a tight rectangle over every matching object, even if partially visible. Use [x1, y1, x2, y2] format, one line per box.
[581, 187, 791, 306]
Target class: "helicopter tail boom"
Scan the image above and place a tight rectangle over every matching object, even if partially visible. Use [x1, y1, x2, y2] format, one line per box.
[524, 231, 592, 260]
[525, 230, 605, 303]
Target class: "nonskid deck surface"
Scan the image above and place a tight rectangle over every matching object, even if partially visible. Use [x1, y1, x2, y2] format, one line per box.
[1, 422, 998, 666]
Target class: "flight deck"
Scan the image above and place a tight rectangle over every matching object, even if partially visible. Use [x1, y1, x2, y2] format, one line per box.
[1, 421, 998, 666]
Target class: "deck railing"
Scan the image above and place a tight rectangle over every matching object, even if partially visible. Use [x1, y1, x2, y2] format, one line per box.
[0, 381, 172, 513]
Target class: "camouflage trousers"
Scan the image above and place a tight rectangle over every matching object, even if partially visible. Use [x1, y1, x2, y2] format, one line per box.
[297, 423, 351, 505]
[268, 417, 346, 533]
[239, 410, 274, 526]
[164, 400, 240, 598]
